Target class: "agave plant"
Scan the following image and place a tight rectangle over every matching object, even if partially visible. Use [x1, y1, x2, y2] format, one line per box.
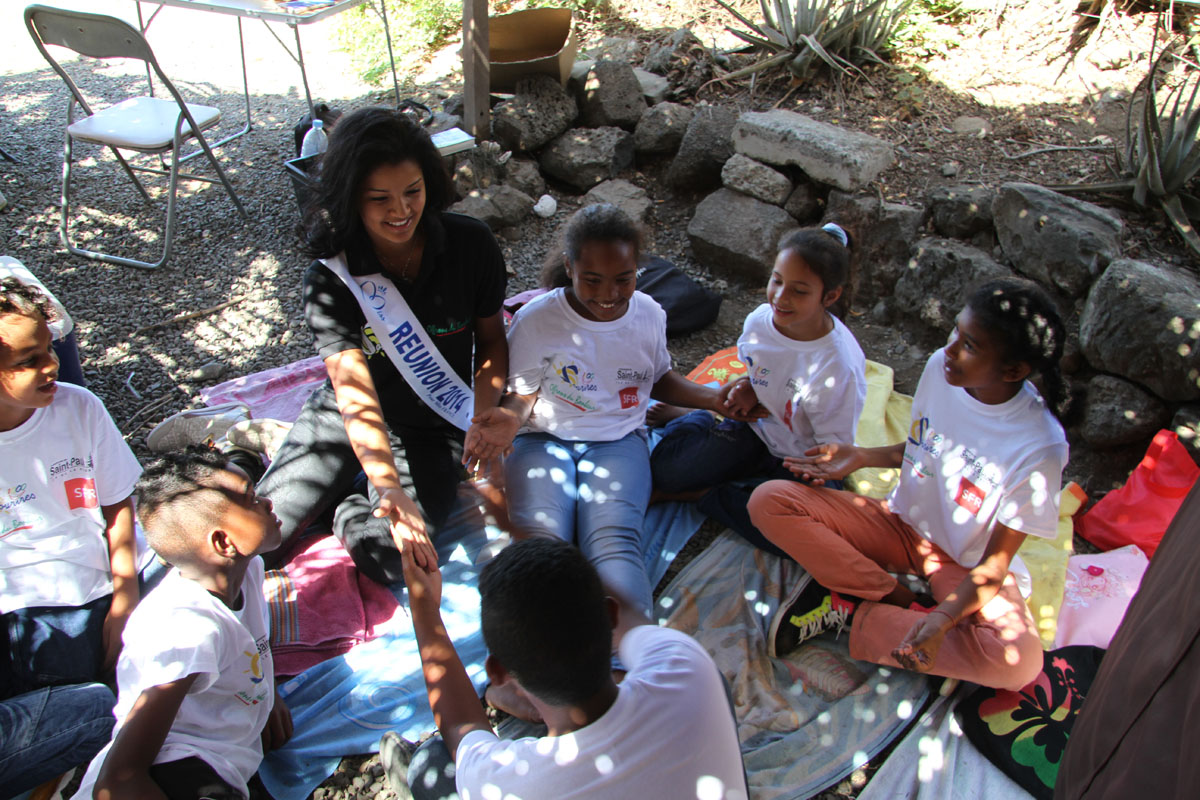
[1054, 53, 1200, 257]
[712, 0, 913, 83]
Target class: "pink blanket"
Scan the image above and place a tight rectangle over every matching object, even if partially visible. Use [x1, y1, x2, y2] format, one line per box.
[201, 356, 327, 423]
[263, 535, 405, 676]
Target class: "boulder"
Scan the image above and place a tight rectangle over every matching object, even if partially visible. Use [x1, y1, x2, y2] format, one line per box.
[540, 127, 635, 191]
[491, 75, 577, 152]
[504, 157, 546, 199]
[1170, 405, 1200, 465]
[992, 183, 1123, 295]
[665, 106, 737, 192]
[579, 60, 647, 130]
[784, 181, 822, 222]
[452, 148, 505, 197]
[448, 185, 534, 230]
[634, 68, 669, 105]
[584, 179, 653, 224]
[824, 191, 926, 305]
[642, 28, 712, 99]
[732, 110, 895, 191]
[1081, 375, 1172, 448]
[687, 188, 797, 283]
[634, 102, 693, 155]
[928, 185, 994, 239]
[895, 238, 1013, 336]
[721, 154, 792, 206]
[1080, 258, 1200, 402]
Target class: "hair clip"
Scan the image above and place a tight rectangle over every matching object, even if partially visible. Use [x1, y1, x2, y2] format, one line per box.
[821, 223, 849, 247]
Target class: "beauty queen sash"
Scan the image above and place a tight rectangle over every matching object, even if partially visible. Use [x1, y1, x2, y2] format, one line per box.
[321, 255, 474, 431]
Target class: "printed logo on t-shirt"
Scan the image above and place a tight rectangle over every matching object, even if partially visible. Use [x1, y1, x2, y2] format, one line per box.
[954, 476, 986, 515]
[64, 477, 99, 510]
[615, 367, 650, 384]
[360, 325, 383, 358]
[903, 415, 938, 479]
[236, 635, 272, 706]
[749, 365, 771, 388]
[782, 398, 795, 431]
[547, 361, 600, 412]
[619, 386, 639, 409]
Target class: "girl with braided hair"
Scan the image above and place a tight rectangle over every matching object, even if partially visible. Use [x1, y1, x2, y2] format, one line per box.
[749, 276, 1069, 690]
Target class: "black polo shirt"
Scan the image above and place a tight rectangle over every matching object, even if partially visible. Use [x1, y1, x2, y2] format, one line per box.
[304, 212, 507, 432]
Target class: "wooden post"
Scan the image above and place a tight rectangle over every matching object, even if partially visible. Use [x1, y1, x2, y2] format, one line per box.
[462, 0, 489, 139]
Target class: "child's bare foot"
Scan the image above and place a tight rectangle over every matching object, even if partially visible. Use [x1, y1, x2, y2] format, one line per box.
[645, 403, 688, 427]
[486, 681, 543, 724]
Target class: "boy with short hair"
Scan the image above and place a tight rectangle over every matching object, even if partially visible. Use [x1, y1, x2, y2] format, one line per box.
[398, 536, 748, 800]
[0, 277, 150, 789]
[73, 447, 292, 800]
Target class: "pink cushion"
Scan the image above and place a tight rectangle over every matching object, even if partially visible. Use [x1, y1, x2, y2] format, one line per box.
[1055, 545, 1149, 649]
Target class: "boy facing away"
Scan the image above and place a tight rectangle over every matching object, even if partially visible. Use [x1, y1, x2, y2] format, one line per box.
[399, 536, 748, 800]
[73, 447, 292, 800]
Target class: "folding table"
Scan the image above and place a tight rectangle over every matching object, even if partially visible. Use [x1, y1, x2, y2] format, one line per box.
[134, 0, 401, 147]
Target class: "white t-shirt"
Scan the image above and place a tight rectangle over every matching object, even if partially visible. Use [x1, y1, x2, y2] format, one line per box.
[738, 304, 867, 459]
[507, 289, 673, 442]
[0, 384, 143, 613]
[888, 349, 1068, 570]
[455, 625, 747, 800]
[73, 559, 275, 800]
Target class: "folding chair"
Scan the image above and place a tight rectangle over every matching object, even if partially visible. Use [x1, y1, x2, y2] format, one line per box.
[24, 4, 247, 270]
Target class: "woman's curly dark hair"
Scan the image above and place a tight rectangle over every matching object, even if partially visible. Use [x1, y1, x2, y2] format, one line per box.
[299, 107, 453, 259]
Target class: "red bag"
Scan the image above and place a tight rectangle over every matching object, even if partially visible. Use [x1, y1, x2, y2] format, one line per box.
[1077, 429, 1200, 558]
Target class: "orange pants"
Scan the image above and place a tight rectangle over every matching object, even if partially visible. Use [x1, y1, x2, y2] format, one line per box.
[748, 480, 1043, 691]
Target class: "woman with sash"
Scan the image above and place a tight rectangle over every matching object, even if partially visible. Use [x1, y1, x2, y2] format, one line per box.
[257, 107, 508, 584]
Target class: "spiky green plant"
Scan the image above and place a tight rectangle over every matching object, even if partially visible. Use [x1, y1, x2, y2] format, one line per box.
[712, 0, 913, 83]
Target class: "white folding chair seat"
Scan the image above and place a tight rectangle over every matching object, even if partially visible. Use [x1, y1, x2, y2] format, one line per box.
[24, 4, 247, 270]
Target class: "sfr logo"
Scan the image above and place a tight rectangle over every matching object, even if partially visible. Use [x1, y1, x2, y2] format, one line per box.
[65, 477, 98, 510]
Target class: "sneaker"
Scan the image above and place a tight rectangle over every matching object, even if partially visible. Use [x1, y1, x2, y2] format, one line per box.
[768, 576, 856, 658]
[379, 731, 416, 800]
[227, 418, 293, 462]
[145, 402, 250, 452]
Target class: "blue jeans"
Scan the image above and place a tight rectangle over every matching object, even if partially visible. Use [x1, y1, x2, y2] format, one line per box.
[0, 683, 115, 795]
[504, 431, 653, 613]
[2, 559, 169, 698]
[407, 736, 459, 800]
[650, 411, 841, 558]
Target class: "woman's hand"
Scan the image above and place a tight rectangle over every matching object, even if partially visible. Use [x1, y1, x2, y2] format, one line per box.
[375, 486, 437, 570]
[400, 534, 443, 611]
[463, 406, 522, 474]
[892, 610, 955, 672]
[784, 442, 863, 484]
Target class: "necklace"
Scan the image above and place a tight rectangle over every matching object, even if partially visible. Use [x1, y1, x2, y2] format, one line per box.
[378, 243, 418, 281]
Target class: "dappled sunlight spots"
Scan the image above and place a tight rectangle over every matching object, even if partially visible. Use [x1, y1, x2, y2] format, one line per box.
[696, 774, 727, 800]
[593, 753, 614, 774]
[917, 734, 947, 783]
[896, 698, 914, 719]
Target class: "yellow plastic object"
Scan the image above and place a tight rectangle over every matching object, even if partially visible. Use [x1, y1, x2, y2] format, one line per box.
[1022, 481, 1087, 648]
[845, 361, 913, 499]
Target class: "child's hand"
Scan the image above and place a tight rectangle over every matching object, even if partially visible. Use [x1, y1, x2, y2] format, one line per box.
[101, 607, 131, 671]
[891, 610, 954, 673]
[463, 407, 522, 474]
[262, 691, 294, 751]
[375, 487, 437, 570]
[783, 442, 861, 484]
[400, 536, 443, 611]
[720, 379, 767, 422]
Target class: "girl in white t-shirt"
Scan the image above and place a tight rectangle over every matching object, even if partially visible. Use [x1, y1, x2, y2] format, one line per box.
[748, 277, 1069, 691]
[473, 204, 746, 613]
[649, 223, 866, 556]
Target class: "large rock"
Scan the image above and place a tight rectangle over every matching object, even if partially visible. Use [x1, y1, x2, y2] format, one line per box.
[784, 181, 822, 222]
[732, 110, 894, 191]
[452, 147, 505, 197]
[448, 185, 535, 230]
[824, 191, 926, 305]
[584, 179, 652, 224]
[503, 157, 546, 199]
[634, 68, 669, 105]
[642, 28, 712, 99]
[1170, 405, 1200, 464]
[687, 188, 797, 283]
[1081, 375, 1171, 447]
[929, 185, 994, 239]
[540, 127, 635, 191]
[491, 75, 577, 152]
[579, 60, 647, 130]
[1080, 258, 1200, 402]
[665, 106, 737, 192]
[993, 183, 1123, 295]
[721, 154, 792, 206]
[895, 238, 1013, 336]
[634, 102, 692, 155]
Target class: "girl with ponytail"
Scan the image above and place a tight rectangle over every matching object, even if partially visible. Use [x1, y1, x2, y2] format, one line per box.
[747, 276, 1069, 691]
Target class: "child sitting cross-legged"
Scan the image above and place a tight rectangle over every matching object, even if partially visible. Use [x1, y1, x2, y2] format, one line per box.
[390, 536, 748, 800]
[73, 446, 293, 800]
